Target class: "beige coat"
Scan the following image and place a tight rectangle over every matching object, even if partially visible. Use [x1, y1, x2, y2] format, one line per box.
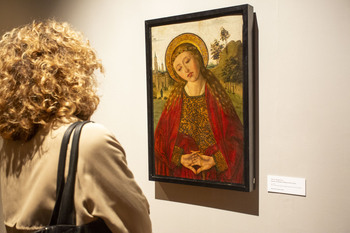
[0, 122, 152, 233]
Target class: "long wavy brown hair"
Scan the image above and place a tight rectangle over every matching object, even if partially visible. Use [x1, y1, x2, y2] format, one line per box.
[0, 20, 103, 141]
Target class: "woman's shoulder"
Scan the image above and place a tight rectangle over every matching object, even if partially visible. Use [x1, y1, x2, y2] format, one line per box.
[81, 122, 113, 138]
[80, 121, 120, 145]
[78, 122, 126, 160]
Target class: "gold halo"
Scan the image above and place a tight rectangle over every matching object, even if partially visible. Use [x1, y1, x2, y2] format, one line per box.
[165, 33, 209, 83]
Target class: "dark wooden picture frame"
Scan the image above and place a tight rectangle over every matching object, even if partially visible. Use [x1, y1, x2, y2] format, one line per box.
[145, 4, 258, 191]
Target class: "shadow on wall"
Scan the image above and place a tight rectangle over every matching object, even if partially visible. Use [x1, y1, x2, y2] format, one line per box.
[155, 181, 259, 215]
[0, 0, 62, 35]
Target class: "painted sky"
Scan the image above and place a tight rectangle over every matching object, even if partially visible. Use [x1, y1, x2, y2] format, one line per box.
[151, 15, 243, 70]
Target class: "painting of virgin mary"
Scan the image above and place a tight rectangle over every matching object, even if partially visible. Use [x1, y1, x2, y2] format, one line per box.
[153, 32, 244, 184]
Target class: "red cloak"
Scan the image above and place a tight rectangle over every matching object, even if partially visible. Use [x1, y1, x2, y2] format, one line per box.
[154, 86, 244, 184]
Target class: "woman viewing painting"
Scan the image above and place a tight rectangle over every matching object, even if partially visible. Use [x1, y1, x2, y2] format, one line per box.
[154, 33, 244, 184]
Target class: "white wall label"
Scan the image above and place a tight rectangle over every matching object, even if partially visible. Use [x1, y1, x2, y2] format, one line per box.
[267, 175, 306, 196]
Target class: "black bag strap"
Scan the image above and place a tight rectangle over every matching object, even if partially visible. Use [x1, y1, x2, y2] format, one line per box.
[50, 121, 81, 225]
[49, 121, 90, 225]
[57, 121, 89, 224]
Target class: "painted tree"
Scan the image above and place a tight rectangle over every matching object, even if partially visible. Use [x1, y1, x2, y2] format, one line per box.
[220, 27, 230, 53]
[221, 56, 242, 93]
[210, 39, 224, 64]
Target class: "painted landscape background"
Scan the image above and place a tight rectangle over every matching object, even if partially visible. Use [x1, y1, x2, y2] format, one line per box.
[151, 15, 244, 130]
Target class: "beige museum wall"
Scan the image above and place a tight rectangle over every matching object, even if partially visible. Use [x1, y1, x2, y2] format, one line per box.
[0, 0, 350, 232]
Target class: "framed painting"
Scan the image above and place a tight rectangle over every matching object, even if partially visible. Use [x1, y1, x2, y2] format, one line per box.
[145, 4, 258, 191]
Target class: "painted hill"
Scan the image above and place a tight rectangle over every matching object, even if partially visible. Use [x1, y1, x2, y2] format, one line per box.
[210, 40, 243, 83]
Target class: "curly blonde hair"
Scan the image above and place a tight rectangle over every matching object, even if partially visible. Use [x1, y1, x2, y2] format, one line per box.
[0, 20, 103, 141]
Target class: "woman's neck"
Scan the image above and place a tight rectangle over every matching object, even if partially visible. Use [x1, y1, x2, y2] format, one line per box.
[185, 76, 206, 96]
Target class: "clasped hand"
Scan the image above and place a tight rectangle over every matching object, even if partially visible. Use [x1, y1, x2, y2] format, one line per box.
[180, 151, 215, 174]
